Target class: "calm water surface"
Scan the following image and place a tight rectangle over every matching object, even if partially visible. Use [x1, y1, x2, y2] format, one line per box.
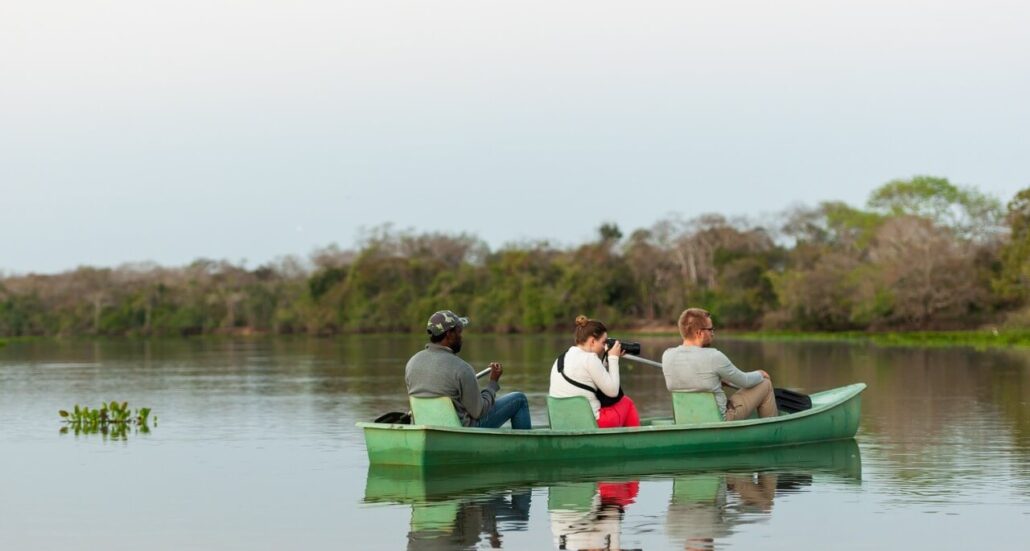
[1, 336, 1028, 550]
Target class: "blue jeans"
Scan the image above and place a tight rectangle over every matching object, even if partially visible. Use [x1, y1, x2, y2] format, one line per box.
[474, 392, 532, 430]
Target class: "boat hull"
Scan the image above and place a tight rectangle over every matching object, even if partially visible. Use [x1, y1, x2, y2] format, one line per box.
[359, 383, 865, 466]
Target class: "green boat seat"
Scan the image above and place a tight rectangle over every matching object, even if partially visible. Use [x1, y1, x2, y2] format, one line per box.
[547, 396, 598, 430]
[410, 502, 460, 531]
[672, 474, 723, 502]
[548, 482, 597, 511]
[672, 392, 723, 424]
[409, 396, 462, 428]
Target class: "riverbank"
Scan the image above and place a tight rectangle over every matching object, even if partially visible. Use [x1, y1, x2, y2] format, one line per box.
[727, 329, 1030, 349]
[1, 329, 1027, 349]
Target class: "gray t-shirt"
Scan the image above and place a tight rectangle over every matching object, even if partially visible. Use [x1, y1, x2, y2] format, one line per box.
[661, 346, 764, 416]
[405, 343, 499, 427]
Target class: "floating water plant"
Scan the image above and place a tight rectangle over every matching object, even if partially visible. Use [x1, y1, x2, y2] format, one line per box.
[59, 401, 156, 439]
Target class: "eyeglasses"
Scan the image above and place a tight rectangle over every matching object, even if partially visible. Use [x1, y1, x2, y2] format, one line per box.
[699, 327, 715, 332]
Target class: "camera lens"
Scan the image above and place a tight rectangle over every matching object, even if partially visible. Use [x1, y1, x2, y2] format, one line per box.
[605, 338, 641, 355]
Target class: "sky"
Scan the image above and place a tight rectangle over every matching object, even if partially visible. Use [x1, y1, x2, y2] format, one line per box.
[2, 0, 1029, 274]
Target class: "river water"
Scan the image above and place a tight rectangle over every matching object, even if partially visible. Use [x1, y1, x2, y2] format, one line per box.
[1, 335, 1027, 550]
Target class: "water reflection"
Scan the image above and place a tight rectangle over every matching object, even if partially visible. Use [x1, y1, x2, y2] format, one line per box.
[550, 480, 639, 550]
[4, 336, 1026, 548]
[665, 472, 812, 550]
[366, 440, 861, 550]
[405, 491, 532, 550]
[59, 422, 150, 440]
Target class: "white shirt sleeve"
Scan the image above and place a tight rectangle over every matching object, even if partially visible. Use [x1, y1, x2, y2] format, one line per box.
[584, 354, 620, 397]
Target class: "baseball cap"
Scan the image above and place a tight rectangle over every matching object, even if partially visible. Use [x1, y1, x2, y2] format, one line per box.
[426, 310, 470, 337]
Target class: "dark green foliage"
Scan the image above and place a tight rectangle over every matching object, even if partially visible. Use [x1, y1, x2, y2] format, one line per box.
[59, 401, 155, 440]
[308, 267, 346, 300]
[734, 329, 1030, 348]
[598, 223, 623, 243]
[769, 179, 1019, 330]
[711, 253, 779, 328]
[0, 182, 1026, 335]
[868, 175, 1003, 241]
[994, 187, 1030, 303]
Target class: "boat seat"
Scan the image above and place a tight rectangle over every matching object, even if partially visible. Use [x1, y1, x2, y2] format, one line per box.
[409, 396, 462, 428]
[672, 474, 723, 502]
[548, 482, 597, 511]
[672, 392, 723, 424]
[547, 396, 598, 430]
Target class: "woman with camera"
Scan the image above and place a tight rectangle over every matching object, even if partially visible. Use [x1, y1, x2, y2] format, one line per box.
[549, 315, 641, 428]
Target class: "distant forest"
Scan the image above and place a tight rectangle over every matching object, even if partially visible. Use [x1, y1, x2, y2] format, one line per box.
[1, 176, 1028, 337]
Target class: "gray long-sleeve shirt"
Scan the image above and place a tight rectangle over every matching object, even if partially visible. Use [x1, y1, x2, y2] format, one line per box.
[405, 343, 499, 427]
[661, 345, 764, 417]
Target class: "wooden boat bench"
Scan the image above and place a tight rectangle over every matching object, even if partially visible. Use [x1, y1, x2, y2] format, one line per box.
[409, 396, 462, 427]
[547, 396, 598, 430]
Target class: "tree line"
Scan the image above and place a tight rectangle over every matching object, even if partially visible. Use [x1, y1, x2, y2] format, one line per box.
[1, 176, 1027, 337]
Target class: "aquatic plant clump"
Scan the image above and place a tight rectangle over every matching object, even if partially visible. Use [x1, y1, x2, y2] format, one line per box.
[59, 401, 156, 439]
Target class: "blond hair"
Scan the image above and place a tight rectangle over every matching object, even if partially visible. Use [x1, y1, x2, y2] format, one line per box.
[677, 308, 711, 339]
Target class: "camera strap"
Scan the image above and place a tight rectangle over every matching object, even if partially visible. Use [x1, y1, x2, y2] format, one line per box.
[556, 352, 624, 407]
[556, 352, 598, 394]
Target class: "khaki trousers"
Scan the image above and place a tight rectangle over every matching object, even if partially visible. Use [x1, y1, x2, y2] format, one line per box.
[725, 378, 777, 420]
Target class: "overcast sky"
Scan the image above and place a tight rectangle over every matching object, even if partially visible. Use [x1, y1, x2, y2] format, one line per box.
[2, 1, 1028, 274]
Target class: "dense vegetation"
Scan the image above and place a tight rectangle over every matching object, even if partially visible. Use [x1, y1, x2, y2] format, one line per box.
[1, 177, 1027, 338]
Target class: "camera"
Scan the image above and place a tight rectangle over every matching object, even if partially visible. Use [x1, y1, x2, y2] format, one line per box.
[605, 338, 641, 355]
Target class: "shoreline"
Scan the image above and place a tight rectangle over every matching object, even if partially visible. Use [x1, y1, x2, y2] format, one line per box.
[725, 329, 1030, 349]
[1, 329, 1027, 349]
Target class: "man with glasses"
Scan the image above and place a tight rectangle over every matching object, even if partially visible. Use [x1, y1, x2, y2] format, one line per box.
[661, 308, 777, 420]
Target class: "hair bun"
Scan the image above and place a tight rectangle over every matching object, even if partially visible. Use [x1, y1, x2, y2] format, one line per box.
[575, 315, 589, 327]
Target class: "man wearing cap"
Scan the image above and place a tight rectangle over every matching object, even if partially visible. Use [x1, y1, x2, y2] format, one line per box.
[405, 310, 532, 429]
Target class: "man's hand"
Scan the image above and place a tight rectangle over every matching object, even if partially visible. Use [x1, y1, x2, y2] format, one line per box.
[489, 362, 503, 381]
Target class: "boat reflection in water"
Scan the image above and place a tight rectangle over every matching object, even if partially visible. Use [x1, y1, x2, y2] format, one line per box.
[549, 479, 640, 550]
[365, 439, 861, 550]
[664, 471, 811, 550]
[395, 491, 532, 550]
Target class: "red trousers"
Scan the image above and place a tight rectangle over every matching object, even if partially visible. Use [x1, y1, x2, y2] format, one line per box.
[597, 481, 640, 507]
[596, 396, 641, 428]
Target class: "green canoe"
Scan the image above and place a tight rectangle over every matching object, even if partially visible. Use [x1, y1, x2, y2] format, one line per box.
[359, 382, 865, 466]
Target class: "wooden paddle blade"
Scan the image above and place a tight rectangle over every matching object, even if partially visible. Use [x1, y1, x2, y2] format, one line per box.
[774, 388, 812, 413]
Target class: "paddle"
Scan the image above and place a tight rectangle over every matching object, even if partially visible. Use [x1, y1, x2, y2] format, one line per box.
[622, 353, 812, 413]
[373, 367, 493, 424]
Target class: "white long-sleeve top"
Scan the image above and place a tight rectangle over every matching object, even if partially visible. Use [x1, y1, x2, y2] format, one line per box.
[548, 345, 621, 418]
[550, 493, 623, 551]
